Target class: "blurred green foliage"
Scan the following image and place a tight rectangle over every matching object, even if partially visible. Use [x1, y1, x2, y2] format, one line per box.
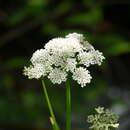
[66, 6, 103, 25]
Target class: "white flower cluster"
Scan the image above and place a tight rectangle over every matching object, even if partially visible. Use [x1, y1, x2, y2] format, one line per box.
[24, 33, 105, 87]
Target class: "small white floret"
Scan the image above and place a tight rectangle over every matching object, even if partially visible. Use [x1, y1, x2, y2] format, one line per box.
[24, 64, 46, 79]
[72, 67, 92, 87]
[31, 49, 49, 65]
[65, 58, 77, 72]
[48, 68, 67, 84]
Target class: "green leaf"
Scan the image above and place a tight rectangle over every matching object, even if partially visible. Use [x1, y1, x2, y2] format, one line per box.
[8, 8, 30, 25]
[9, 0, 47, 25]
[99, 34, 130, 56]
[66, 7, 102, 25]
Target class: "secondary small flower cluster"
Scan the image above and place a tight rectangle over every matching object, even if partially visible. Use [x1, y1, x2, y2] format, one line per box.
[87, 106, 119, 130]
[24, 33, 105, 87]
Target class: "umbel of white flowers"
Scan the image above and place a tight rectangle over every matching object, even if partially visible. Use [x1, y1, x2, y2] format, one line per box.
[87, 106, 119, 130]
[24, 33, 105, 87]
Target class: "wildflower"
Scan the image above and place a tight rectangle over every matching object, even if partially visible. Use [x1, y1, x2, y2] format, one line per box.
[87, 106, 119, 130]
[48, 68, 67, 84]
[24, 33, 105, 87]
[24, 64, 46, 79]
[65, 58, 77, 72]
[72, 67, 92, 87]
[31, 49, 49, 65]
[78, 51, 94, 67]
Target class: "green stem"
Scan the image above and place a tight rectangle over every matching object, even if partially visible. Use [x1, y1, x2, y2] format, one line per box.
[66, 79, 71, 130]
[41, 80, 60, 130]
[105, 126, 108, 130]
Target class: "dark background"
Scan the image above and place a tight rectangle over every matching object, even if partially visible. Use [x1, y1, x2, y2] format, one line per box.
[0, 0, 130, 130]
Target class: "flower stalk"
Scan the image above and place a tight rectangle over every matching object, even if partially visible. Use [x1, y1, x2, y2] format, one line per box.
[66, 79, 71, 130]
[41, 80, 60, 130]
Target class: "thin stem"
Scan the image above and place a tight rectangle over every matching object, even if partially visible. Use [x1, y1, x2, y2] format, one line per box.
[41, 80, 60, 130]
[105, 126, 108, 130]
[66, 79, 71, 130]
